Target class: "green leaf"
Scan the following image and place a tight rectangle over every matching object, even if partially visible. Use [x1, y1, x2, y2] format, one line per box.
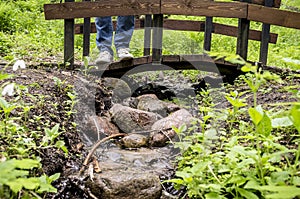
[249, 106, 264, 125]
[271, 116, 293, 128]
[237, 188, 259, 199]
[20, 178, 40, 190]
[0, 73, 14, 81]
[49, 173, 60, 182]
[205, 192, 225, 199]
[0, 97, 9, 109]
[204, 128, 218, 140]
[291, 105, 300, 132]
[55, 140, 68, 155]
[6, 180, 23, 193]
[225, 96, 247, 108]
[241, 64, 257, 73]
[225, 55, 246, 65]
[260, 186, 300, 199]
[257, 113, 272, 137]
[12, 159, 41, 170]
[244, 180, 260, 190]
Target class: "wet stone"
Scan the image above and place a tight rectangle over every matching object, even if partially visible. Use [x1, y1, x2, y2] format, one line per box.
[137, 94, 180, 117]
[87, 115, 120, 137]
[110, 104, 162, 133]
[150, 109, 195, 147]
[88, 170, 162, 199]
[119, 133, 148, 148]
[102, 77, 132, 101]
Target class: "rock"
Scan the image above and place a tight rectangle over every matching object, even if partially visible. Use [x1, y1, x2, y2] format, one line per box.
[102, 77, 132, 101]
[122, 97, 138, 108]
[149, 129, 176, 147]
[119, 133, 148, 148]
[137, 94, 180, 117]
[87, 170, 162, 199]
[150, 109, 194, 147]
[110, 104, 162, 133]
[87, 115, 120, 137]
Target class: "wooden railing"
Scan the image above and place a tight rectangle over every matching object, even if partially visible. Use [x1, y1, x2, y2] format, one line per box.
[44, 0, 300, 69]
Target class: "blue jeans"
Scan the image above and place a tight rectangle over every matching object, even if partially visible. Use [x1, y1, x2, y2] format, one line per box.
[95, 16, 135, 56]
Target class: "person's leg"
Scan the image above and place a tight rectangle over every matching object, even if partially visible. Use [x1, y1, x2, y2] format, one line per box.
[95, 16, 114, 55]
[114, 16, 135, 59]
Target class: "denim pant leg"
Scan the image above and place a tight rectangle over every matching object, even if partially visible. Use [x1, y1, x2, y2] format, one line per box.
[95, 16, 114, 55]
[114, 16, 135, 51]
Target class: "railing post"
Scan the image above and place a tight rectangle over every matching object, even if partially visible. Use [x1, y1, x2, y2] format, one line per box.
[144, 15, 152, 56]
[236, 0, 251, 61]
[204, 17, 213, 51]
[152, 14, 163, 63]
[64, 0, 75, 69]
[259, 0, 273, 65]
[83, 0, 91, 58]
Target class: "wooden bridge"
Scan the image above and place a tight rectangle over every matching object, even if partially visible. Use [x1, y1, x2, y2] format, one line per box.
[44, 0, 300, 77]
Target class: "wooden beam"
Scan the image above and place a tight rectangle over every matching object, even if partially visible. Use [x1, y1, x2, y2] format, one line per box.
[74, 19, 278, 43]
[232, 0, 281, 8]
[204, 17, 213, 51]
[248, 4, 300, 29]
[95, 55, 241, 77]
[161, 0, 247, 18]
[144, 15, 152, 56]
[44, 0, 160, 20]
[82, 0, 91, 57]
[259, 0, 273, 65]
[152, 14, 164, 63]
[64, 0, 75, 69]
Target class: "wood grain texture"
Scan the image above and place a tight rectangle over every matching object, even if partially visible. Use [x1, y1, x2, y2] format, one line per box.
[248, 4, 300, 29]
[74, 19, 278, 43]
[44, 0, 160, 20]
[97, 55, 241, 77]
[161, 0, 247, 18]
[232, 0, 281, 8]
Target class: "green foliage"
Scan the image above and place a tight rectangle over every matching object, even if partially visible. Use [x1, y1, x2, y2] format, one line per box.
[0, 62, 72, 197]
[0, 158, 59, 196]
[167, 64, 300, 198]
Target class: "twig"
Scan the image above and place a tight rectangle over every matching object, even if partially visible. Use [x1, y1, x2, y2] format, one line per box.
[78, 133, 126, 175]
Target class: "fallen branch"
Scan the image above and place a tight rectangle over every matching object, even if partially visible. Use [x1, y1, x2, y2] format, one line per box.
[78, 133, 126, 175]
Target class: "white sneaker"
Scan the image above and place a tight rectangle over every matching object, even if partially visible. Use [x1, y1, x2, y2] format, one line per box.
[117, 48, 133, 61]
[95, 51, 113, 65]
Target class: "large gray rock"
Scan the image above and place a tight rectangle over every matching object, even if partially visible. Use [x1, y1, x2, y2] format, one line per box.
[137, 94, 180, 117]
[110, 104, 162, 133]
[150, 109, 194, 147]
[87, 170, 162, 199]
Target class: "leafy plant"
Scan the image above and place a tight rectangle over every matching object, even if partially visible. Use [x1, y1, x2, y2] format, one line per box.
[167, 63, 300, 199]
[0, 158, 59, 197]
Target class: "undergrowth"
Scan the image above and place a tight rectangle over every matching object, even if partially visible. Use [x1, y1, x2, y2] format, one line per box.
[167, 63, 300, 199]
[0, 61, 77, 198]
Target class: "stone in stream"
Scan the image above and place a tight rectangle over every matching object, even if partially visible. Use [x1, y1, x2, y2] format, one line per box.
[118, 133, 148, 148]
[102, 77, 132, 101]
[136, 94, 180, 117]
[86, 147, 179, 199]
[150, 109, 195, 147]
[87, 115, 120, 137]
[110, 104, 162, 133]
[87, 170, 162, 199]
